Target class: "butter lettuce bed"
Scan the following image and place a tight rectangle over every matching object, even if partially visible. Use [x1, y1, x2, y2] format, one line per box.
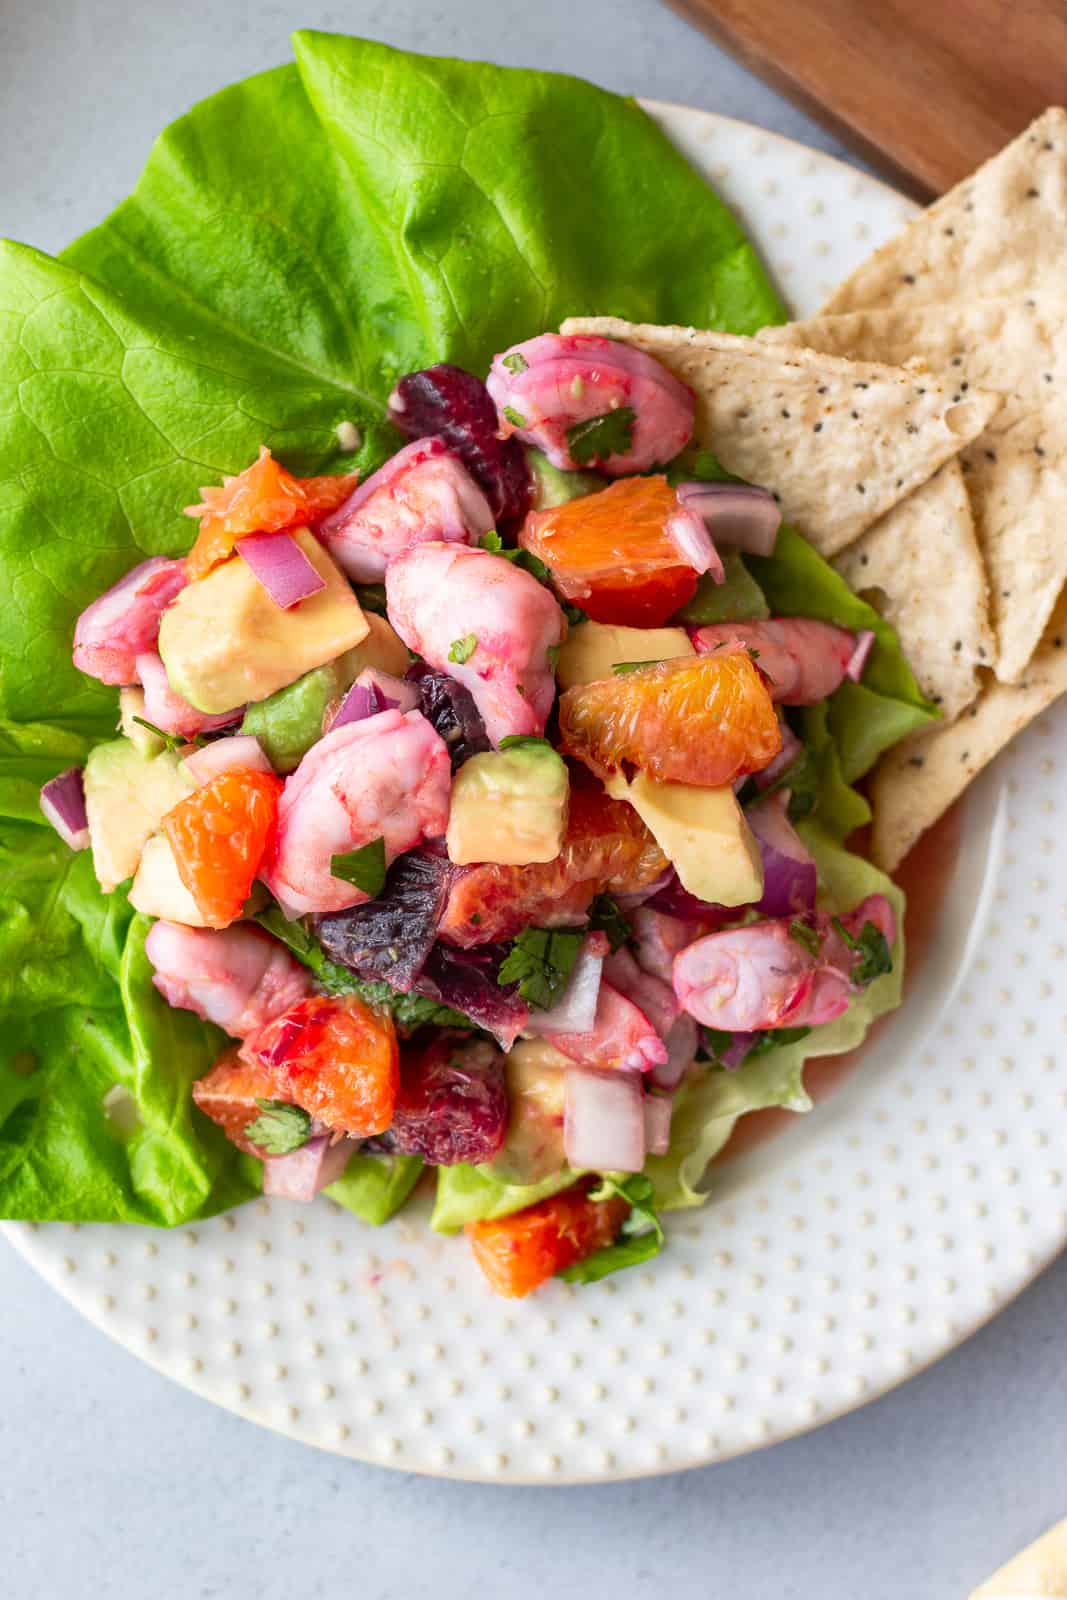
[0, 33, 927, 1228]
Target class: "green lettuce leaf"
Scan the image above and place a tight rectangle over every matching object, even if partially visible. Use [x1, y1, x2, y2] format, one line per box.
[326, 1154, 424, 1226]
[675, 553, 770, 624]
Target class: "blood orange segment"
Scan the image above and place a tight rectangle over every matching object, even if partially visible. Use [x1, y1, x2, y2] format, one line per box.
[242, 994, 399, 1138]
[466, 1182, 630, 1297]
[518, 474, 698, 626]
[184, 448, 358, 580]
[191, 1046, 287, 1156]
[439, 784, 668, 946]
[559, 651, 781, 787]
[162, 768, 283, 930]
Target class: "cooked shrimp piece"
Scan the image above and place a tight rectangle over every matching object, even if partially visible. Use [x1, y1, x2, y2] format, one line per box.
[487, 333, 694, 474]
[260, 708, 451, 917]
[73, 557, 187, 685]
[385, 542, 565, 745]
[692, 618, 867, 704]
[144, 921, 311, 1039]
[546, 980, 668, 1073]
[317, 437, 493, 582]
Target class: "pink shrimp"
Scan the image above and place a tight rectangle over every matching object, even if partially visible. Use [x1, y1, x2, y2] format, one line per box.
[630, 907, 711, 985]
[316, 437, 493, 582]
[144, 921, 311, 1039]
[545, 980, 668, 1074]
[385, 542, 565, 745]
[73, 557, 187, 685]
[260, 708, 451, 917]
[602, 946, 680, 1038]
[487, 333, 694, 474]
[692, 618, 866, 704]
[672, 895, 896, 1031]
[135, 650, 242, 739]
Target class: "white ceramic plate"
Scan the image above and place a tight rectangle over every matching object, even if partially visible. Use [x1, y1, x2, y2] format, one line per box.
[6, 103, 1066, 1484]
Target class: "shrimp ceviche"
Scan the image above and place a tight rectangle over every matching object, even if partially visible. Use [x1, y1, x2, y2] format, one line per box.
[44, 333, 904, 1297]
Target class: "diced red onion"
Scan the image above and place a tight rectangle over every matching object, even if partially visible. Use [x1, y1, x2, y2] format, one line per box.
[524, 932, 607, 1037]
[355, 668, 419, 713]
[40, 767, 89, 851]
[748, 791, 817, 917]
[846, 628, 875, 682]
[563, 1068, 645, 1173]
[182, 735, 273, 785]
[665, 505, 724, 580]
[716, 1032, 756, 1071]
[650, 1013, 698, 1091]
[644, 1093, 673, 1156]
[261, 1135, 353, 1201]
[754, 714, 803, 790]
[676, 481, 781, 557]
[330, 680, 387, 730]
[236, 531, 326, 608]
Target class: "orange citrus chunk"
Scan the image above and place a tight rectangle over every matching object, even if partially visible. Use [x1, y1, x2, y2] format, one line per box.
[162, 768, 283, 929]
[559, 650, 781, 788]
[439, 784, 668, 946]
[466, 1182, 630, 1297]
[184, 447, 358, 580]
[242, 994, 399, 1138]
[518, 474, 698, 626]
[191, 1046, 287, 1156]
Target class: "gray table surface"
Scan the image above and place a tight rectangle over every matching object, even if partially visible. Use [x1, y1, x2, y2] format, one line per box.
[3, 3, 1066, 1596]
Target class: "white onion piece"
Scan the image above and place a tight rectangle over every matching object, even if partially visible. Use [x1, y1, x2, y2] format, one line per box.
[40, 766, 89, 851]
[523, 934, 606, 1037]
[664, 506, 724, 579]
[261, 1135, 353, 1201]
[676, 481, 781, 557]
[182, 735, 272, 786]
[563, 1068, 645, 1173]
[236, 530, 326, 608]
[846, 629, 875, 682]
[644, 1094, 673, 1156]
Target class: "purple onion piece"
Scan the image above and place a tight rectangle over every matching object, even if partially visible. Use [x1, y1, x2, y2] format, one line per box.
[40, 767, 89, 851]
[754, 715, 803, 790]
[675, 481, 781, 557]
[236, 531, 326, 608]
[330, 681, 387, 731]
[747, 792, 818, 917]
[716, 1032, 757, 1071]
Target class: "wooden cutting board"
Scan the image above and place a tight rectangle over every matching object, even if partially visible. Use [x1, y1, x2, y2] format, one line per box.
[664, 0, 1067, 197]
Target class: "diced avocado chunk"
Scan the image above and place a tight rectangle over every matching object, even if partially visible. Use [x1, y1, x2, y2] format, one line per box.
[525, 448, 603, 510]
[128, 834, 210, 926]
[607, 771, 763, 907]
[84, 740, 195, 893]
[118, 686, 165, 757]
[488, 1039, 569, 1185]
[158, 527, 369, 713]
[447, 742, 568, 865]
[555, 621, 693, 690]
[241, 612, 410, 773]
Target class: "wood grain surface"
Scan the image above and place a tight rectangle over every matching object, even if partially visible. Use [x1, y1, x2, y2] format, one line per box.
[664, 0, 1067, 196]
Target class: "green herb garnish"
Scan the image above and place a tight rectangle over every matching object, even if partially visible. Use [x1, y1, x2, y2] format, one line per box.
[330, 837, 387, 897]
[611, 659, 663, 676]
[588, 893, 633, 953]
[131, 716, 205, 752]
[355, 582, 389, 617]
[448, 633, 477, 664]
[832, 918, 893, 986]
[498, 927, 583, 1010]
[503, 406, 526, 428]
[244, 1100, 312, 1156]
[498, 734, 552, 752]
[559, 1174, 665, 1284]
[788, 918, 822, 957]
[565, 406, 636, 466]
[502, 352, 528, 374]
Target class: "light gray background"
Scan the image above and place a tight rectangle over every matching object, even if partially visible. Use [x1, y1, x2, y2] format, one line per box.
[2, 4, 1065, 1596]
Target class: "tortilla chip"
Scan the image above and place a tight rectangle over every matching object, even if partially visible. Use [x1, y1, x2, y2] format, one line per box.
[560, 316, 999, 559]
[835, 461, 993, 721]
[823, 108, 1067, 314]
[869, 593, 1067, 871]
[969, 1516, 1067, 1600]
[759, 295, 1067, 684]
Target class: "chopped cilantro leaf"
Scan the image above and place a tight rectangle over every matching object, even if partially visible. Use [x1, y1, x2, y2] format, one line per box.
[503, 406, 526, 428]
[498, 735, 552, 752]
[565, 406, 636, 466]
[502, 352, 529, 374]
[498, 927, 582, 1010]
[244, 1100, 312, 1156]
[588, 893, 633, 953]
[131, 716, 204, 752]
[330, 837, 387, 898]
[742, 743, 820, 821]
[448, 633, 477, 664]
[559, 1174, 665, 1285]
[479, 530, 504, 552]
[745, 1027, 811, 1057]
[355, 582, 389, 616]
[832, 917, 893, 985]
[668, 446, 748, 486]
[612, 658, 663, 675]
[788, 918, 822, 957]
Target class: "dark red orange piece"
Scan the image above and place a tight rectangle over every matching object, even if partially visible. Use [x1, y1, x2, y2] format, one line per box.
[242, 994, 399, 1138]
[466, 1182, 630, 1297]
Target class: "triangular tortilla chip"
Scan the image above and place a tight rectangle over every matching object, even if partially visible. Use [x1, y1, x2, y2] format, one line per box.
[970, 1515, 1067, 1599]
[824, 107, 1067, 314]
[759, 295, 1067, 684]
[869, 593, 1067, 871]
[835, 460, 993, 721]
[560, 316, 999, 559]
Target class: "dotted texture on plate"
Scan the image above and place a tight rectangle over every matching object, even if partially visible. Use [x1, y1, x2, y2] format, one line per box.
[5, 106, 1064, 1484]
